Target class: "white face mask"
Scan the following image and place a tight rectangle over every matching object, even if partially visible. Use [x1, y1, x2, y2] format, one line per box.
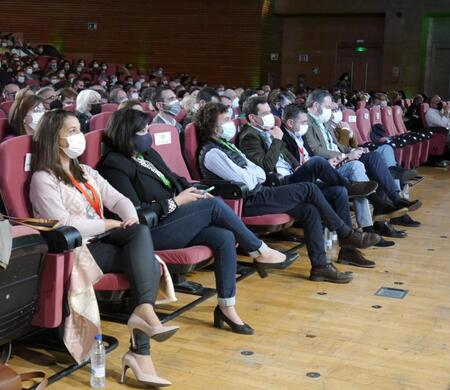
[26, 68, 33, 75]
[61, 133, 86, 159]
[220, 121, 236, 141]
[131, 92, 139, 100]
[226, 107, 234, 119]
[380, 101, 388, 108]
[319, 107, 332, 123]
[332, 110, 343, 123]
[261, 113, 275, 129]
[296, 124, 309, 137]
[17, 76, 25, 83]
[231, 97, 239, 108]
[29, 111, 45, 131]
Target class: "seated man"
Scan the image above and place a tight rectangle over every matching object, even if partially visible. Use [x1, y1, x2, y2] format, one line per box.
[151, 86, 183, 132]
[182, 86, 221, 128]
[237, 97, 384, 261]
[109, 87, 128, 104]
[36, 86, 57, 110]
[303, 89, 421, 225]
[280, 103, 407, 242]
[425, 95, 450, 130]
[1, 83, 20, 102]
[196, 102, 381, 282]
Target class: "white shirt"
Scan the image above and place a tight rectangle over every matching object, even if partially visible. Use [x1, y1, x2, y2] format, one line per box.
[425, 108, 450, 129]
[287, 129, 310, 163]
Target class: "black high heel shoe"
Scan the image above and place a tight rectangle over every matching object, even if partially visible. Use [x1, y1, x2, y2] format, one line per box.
[213, 306, 254, 335]
[253, 251, 299, 278]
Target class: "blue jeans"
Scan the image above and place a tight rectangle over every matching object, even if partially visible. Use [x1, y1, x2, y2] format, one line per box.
[243, 182, 349, 269]
[150, 197, 263, 307]
[337, 161, 373, 228]
[375, 144, 401, 191]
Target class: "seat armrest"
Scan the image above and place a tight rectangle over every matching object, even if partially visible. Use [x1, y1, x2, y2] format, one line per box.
[136, 207, 159, 228]
[264, 172, 284, 187]
[40, 226, 82, 253]
[199, 179, 249, 199]
[423, 126, 448, 135]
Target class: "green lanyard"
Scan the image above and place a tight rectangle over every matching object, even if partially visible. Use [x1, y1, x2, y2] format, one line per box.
[218, 138, 242, 155]
[137, 154, 172, 189]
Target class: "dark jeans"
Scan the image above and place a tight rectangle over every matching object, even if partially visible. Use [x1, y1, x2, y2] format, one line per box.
[359, 151, 401, 204]
[243, 182, 348, 268]
[286, 156, 352, 226]
[150, 197, 262, 305]
[88, 224, 161, 356]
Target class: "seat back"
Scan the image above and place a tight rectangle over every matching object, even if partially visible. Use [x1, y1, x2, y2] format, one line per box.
[342, 109, 363, 144]
[355, 108, 372, 143]
[175, 109, 186, 124]
[101, 103, 118, 113]
[420, 103, 429, 127]
[90, 111, 113, 131]
[380, 106, 398, 137]
[356, 101, 366, 110]
[0, 118, 8, 142]
[404, 99, 412, 108]
[79, 129, 106, 168]
[369, 106, 382, 126]
[0, 135, 33, 217]
[0, 101, 13, 116]
[392, 105, 408, 135]
[183, 122, 202, 180]
[148, 124, 192, 180]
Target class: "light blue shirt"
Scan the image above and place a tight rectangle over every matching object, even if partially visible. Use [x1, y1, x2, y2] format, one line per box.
[309, 113, 340, 152]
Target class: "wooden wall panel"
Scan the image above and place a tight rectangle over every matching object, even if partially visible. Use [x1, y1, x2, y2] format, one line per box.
[0, 0, 265, 87]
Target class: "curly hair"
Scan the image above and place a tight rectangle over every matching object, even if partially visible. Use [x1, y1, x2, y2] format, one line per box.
[195, 102, 227, 152]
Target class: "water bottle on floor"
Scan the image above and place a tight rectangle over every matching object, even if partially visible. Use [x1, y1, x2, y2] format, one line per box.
[324, 228, 332, 251]
[402, 184, 410, 200]
[90, 334, 106, 388]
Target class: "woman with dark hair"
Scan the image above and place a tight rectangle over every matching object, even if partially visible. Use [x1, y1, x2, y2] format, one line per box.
[99, 108, 297, 335]
[7, 94, 45, 137]
[29, 109, 177, 387]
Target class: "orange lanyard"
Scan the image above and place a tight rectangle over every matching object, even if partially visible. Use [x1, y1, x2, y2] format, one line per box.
[69, 175, 103, 218]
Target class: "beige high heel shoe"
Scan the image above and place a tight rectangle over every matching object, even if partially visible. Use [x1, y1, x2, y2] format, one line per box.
[127, 312, 179, 348]
[120, 351, 171, 387]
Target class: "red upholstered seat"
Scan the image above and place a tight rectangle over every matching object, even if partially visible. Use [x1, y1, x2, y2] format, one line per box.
[101, 103, 119, 113]
[156, 246, 213, 265]
[90, 111, 114, 131]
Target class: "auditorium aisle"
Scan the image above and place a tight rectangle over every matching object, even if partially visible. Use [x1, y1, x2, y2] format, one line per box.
[11, 166, 450, 390]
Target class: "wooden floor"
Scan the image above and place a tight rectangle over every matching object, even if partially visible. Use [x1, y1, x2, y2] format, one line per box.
[10, 166, 450, 390]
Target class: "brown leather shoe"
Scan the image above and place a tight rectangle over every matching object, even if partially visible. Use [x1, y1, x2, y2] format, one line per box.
[337, 248, 376, 268]
[309, 263, 353, 283]
[339, 231, 380, 249]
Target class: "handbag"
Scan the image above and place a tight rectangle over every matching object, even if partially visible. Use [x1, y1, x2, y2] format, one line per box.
[0, 214, 60, 232]
[0, 363, 47, 390]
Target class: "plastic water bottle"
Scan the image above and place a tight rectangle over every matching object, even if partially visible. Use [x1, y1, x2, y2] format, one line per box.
[324, 228, 332, 251]
[90, 334, 106, 388]
[402, 184, 410, 200]
[331, 231, 338, 245]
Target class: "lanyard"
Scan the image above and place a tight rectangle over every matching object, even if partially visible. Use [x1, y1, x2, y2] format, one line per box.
[137, 154, 172, 189]
[69, 175, 103, 218]
[218, 139, 242, 155]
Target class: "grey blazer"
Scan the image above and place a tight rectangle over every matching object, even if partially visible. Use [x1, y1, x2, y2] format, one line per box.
[303, 114, 351, 159]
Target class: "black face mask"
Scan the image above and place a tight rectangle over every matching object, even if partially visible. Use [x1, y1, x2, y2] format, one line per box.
[90, 103, 102, 115]
[49, 99, 63, 110]
[437, 102, 444, 111]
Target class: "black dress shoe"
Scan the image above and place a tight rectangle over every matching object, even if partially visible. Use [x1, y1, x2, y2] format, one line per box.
[253, 251, 299, 278]
[310, 263, 353, 283]
[390, 214, 421, 227]
[389, 166, 417, 183]
[339, 230, 380, 249]
[373, 204, 409, 221]
[374, 237, 395, 247]
[395, 199, 422, 212]
[337, 248, 376, 268]
[373, 221, 407, 238]
[347, 181, 378, 198]
[213, 306, 254, 335]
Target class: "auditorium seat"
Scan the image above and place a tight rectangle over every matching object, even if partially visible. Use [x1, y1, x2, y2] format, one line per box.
[90, 111, 114, 131]
[0, 118, 8, 142]
[420, 103, 448, 157]
[101, 103, 119, 113]
[0, 101, 13, 116]
[342, 109, 364, 145]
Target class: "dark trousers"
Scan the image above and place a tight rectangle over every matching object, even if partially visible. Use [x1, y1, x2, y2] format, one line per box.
[286, 156, 352, 226]
[243, 182, 348, 268]
[150, 197, 262, 304]
[359, 151, 401, 204]
[88, 224, 160, 356]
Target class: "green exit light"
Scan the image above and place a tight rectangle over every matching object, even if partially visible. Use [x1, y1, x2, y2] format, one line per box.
[355, 46, 368, 52]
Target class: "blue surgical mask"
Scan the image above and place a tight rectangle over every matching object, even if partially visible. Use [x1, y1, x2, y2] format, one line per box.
[133, 133, 152, 153]
[164, 100, 182, 116]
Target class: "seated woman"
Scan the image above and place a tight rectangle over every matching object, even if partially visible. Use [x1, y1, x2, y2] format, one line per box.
[99, 108, 296, 335]
[5, 94, 45, 140]
[75, 89, 102, 133]
[29, 109, 176, 387]
[118, 98, 144, 111]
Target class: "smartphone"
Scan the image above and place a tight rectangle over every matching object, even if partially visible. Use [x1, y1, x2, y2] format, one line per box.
[202, 186, 215, 193]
